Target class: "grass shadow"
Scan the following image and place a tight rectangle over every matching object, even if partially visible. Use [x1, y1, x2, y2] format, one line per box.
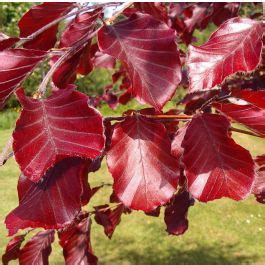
[101, 242, 258, 265]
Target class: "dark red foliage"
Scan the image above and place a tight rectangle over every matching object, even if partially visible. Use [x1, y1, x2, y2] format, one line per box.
[145, 207, 161, 217]
[171, 125, 188, 160]
[0, 2, 264, 262]
[180, 90, 220, 114]
[188, 18, 263, 92]
[107, 114, 180, 211]
[18, 2, 74, 50]
[59, 217, 97, 265]
[253, 155, 265, 204]
[0, 33, 19, 51]
[164, 191, 194, 236]
[53, 9, 102, 88]
[182, 113, 255, 202]
[215, 102, 265, 137]
[231, 89, 265, 109]
[209, 3, 240, 26]
[19, 230, 55, 265]
[2, 235, 25, 265]
[5, 158, 92, 236]
[91, 43, 116, 69]
[94, 204, 124, 238]
[184, 3, 211, 33]
[0, 49, 46, 107]
[13, 86, 105, 182]
[98, 13, 182, 110]
[134, 2, 168, 22]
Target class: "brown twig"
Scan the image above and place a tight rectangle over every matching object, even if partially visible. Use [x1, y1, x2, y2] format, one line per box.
[230, 127, 263, 138]
[105, 114, 193, 122]
[37, 30, 99, 96]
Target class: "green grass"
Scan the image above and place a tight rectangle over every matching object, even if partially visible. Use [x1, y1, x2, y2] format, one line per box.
[0, 124, 265, 265]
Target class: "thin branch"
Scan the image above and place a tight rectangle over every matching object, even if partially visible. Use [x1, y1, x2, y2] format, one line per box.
[16, 3, 121, 48]
[0, 136, 13, 166]
[144, 114, 193, 120]
[37, 2, 132, 97]
[105, 114, 193, 122]
[105, 2, 133, 25]
[230, 127, 263, 138]
[37, 29, 99, 96]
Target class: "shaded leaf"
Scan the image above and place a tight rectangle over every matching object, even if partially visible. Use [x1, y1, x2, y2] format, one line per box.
[0, 33, 19, 51]
[98, 13, 182, 110]
[94, 204, 124, 239]
[13, 87, 105, 182]
[107, 114, 179, 211]
[215, 102, 265, 137]
[134, 3, 168, 22]
[5, 158, 91, 236]
[53, 9, 102, 88]
[19, 230, 55, 265]
[211, 3, 240, 26]
[145, 207, 161, 217]
[184, 3, 210, 33]
[231, 89, 265, 109]
[18, 2, 74, 50]
[0, 49, 46, 108]
[59, 217, 97, 265]
[164, 190, 194, 236]
[182, 113, 255, 202]
[171, 125, 188, 159]
[2, 235, 25, 265]
[188, 18, 263, 92]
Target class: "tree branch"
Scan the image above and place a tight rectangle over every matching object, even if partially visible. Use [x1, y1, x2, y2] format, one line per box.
[105, 2, 133, 25]
[37, 2, 133, 97]
[230, 127, 263, 138]
[16, 3, 121, 48]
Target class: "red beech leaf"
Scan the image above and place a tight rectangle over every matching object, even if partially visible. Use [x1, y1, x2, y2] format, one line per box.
[2, 235, 25, 265]
[215, 102, 265, 137]
[0, 33, 19, 51]
[5, 158, 91, 236]
[94, 204, 124, 239]
[171, 125, 188, 160]
[13, 87, 105, 182]
[164, 190, 194, 236]
[59, 217, 97, 265]
[98, 13, 182, 110]
[106, 114, 180, 212]
[253, 155, 265, 204]
[182, 113, 255, 202]
[18, 2, 74, 51]
[134, 3, 168, 22]
[19, 230, 55, 265]
[187, 18, 263, 92]
[53, 10, 101, 88]
[231, 89, 265, 109]
[211, 3, 240, 26]
[0, 49, 46, 108]
[90, 43, 116, 69]
[184, 3, 210, 33]
[145, 207, 161, 217]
